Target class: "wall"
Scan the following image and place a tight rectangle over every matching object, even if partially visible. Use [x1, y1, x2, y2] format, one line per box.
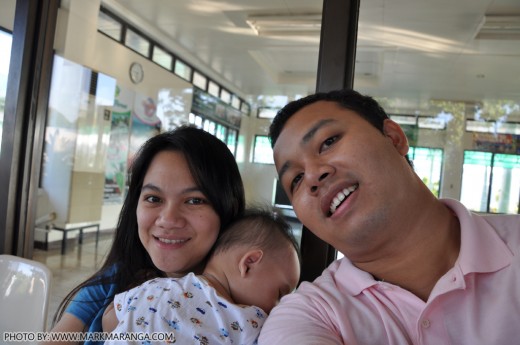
[38, 0, 194, 243]
[0, 0, 15, 31]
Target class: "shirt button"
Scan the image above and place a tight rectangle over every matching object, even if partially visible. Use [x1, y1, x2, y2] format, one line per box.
[421, 319, 431, 328]
[451, 276, 457, 282]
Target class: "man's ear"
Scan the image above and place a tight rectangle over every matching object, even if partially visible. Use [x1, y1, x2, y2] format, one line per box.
[383, 119, 409, 155]
[238, 249, 264, 277]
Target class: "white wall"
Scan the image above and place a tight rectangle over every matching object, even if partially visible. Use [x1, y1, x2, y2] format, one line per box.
[0, 0, 15, 30]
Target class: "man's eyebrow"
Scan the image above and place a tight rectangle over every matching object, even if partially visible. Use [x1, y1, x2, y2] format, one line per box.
[277, 118, 336, 182]
[302, 118, 336, 144]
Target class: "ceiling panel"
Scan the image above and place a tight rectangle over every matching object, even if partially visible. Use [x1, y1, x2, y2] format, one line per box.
[103, 0, 520, 115]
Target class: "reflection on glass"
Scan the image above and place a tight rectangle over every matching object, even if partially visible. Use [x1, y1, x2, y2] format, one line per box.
[0, 30, 12, 155]
[42, 55, 116, 226]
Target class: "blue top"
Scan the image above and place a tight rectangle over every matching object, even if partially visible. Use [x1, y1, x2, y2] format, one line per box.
[66, 267, 118, 344]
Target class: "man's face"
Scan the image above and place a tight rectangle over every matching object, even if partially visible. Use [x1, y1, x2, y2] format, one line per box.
[273, 101, 410, 257]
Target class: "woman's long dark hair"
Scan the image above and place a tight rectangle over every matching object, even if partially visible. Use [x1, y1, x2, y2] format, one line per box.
[53, 126, 245, 326]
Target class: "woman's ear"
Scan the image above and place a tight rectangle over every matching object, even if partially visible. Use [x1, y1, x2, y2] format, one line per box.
[238, 249, 264, 277]
[383, 119, 409, 155]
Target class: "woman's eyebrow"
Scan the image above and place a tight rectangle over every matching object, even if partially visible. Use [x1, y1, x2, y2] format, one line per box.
[141, 183, 161, 192]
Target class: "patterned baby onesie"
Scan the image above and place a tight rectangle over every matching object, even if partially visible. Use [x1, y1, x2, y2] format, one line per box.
[106, 273, 267, 345]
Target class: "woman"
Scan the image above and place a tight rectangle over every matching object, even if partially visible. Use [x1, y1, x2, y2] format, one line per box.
[46, 126, 245, 343]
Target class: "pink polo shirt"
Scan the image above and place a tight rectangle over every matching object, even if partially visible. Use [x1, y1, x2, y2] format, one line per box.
[259, 199, 520, 345]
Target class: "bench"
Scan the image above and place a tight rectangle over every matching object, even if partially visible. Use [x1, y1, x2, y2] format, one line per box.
[52, 223, 100, 255]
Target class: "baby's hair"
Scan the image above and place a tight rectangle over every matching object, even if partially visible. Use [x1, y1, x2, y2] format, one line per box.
[212, 205, 300, 259]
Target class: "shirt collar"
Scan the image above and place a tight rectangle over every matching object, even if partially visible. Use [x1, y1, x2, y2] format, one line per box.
[336, 199, 513, 296]
[441, 198, 513, 275]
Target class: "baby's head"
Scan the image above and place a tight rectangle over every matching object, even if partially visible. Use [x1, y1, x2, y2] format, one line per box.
[210, 206, 301, 313]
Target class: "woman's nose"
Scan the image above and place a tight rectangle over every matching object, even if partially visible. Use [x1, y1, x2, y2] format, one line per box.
[156, 204, 187, 229]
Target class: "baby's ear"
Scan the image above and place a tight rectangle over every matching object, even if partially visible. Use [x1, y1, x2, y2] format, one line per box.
[238, 249, 264, 277]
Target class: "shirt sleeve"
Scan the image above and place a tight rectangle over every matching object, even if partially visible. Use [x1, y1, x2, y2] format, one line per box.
[65, 265, 119, 336]
[258, 287, 345, 345]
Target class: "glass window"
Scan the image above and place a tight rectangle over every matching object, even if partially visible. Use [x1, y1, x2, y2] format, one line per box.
[226, 128, 238, 156]
[204, 119, 216, 135]
[390, 115, 417, 125]
[466, 120, 494, 133]
[192, 71, 207, 90]
[496, 122, 520, 135]
[152, 45, 173, 70]
[220, 89, 231, 104]
[253, 135, 274, 164]
[409, 147, 443, 197]
[215, 123, 226, 141]
[489, 154, 520, 214]
[208, 80, 219, 97]
[240, 101, 250, 115]
[124, 28, 150, 57]
[460, 151, 520, 213]
[231, 95, 240, 109]
[257, 107, 279, 119]
[97, 10, 122, 41]
[418, 117, 446, 130]
[460, 151, 493, 213]
[174, 59, 192, 81]
[467, 119, 520, 135]
[0, 30, 12, 155]
[189, 112, 203, 128]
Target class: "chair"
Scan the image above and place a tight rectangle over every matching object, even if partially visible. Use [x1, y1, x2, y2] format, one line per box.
[0, 254, 52, 336]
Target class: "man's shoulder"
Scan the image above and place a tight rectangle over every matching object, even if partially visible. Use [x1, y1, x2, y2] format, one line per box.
[479, 213, 520, 247]
[294, 259, 350, 297]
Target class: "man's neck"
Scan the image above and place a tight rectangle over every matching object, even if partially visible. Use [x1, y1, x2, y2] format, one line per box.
[357, 201, 461, 302]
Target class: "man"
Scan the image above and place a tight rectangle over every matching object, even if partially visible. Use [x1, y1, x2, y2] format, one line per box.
[258, 89, 520, 345]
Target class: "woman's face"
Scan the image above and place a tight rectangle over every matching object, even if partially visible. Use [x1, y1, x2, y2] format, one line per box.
[137, 150, 221, 277]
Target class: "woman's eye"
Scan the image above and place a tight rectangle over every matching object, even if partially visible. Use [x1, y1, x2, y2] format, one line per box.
[144, 195, 161, 203]
[187, 197, 205, 205]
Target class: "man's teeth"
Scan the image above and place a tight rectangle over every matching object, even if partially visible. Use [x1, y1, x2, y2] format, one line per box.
[158, 237, 187, 244]
[330, 185, 358, 214]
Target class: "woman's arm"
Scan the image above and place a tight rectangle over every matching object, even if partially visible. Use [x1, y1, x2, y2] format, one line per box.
[39, 313, 84, 345]
[101, 302, 118, 333]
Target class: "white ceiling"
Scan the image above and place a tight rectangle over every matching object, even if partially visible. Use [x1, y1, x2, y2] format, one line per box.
[102, 0, 520, 113]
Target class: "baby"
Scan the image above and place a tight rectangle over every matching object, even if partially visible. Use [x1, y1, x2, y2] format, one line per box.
[103, 207, 300, 344]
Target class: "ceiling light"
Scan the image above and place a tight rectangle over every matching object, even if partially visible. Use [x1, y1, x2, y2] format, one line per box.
[475, 15, 520, 40]
[246, 13, 321, 37]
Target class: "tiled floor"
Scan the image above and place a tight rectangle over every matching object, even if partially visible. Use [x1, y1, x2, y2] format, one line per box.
[33, 233, 114, 331]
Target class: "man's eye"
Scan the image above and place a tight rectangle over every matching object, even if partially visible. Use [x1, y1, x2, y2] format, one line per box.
[290, 173, 303, 192]
[321, 136, 338, 151]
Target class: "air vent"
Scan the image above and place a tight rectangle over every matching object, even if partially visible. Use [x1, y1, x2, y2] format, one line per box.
[246, 13, 321, 37]
[475, 15, 520, 40]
